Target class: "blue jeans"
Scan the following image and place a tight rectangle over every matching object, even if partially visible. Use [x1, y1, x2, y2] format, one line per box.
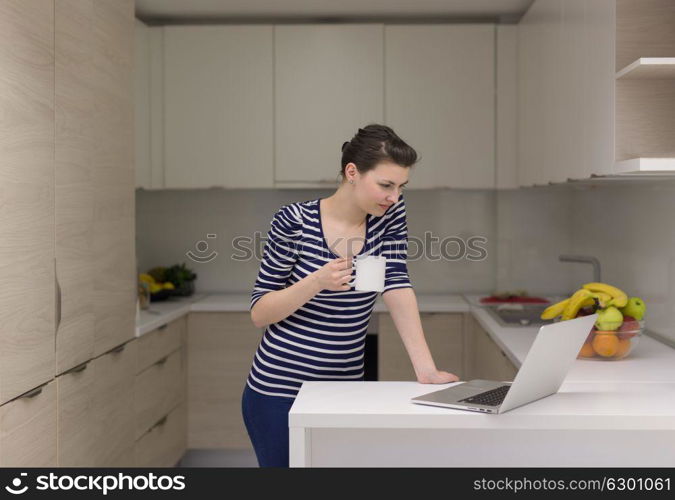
[241, 384, 295, 467]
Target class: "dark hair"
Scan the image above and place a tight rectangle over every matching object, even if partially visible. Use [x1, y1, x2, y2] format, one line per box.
[339, 124, 417, 181]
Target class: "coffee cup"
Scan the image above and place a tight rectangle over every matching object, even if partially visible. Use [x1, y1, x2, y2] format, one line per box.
[350, 255, 386, 292]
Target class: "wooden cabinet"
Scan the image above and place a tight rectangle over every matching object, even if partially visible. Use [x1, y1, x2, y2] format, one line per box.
[135, 402, 187, 468]
[385, 25, 495, 189]
[465, 315, 518, 382]
[163, 25, 274, 188]
[188, 312, 261, 449]
[91, 340, 137, 467]
[0, 380, 57, 467]
[0, 0, 56, 405]
[378, 312, 465, 381]
[274, 24, 384, 185]
[133, 316, 187, 466]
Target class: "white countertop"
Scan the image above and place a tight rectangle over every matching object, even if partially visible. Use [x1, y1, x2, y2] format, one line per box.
[289, 380, 675, 429]
[136, 291, 469, 336]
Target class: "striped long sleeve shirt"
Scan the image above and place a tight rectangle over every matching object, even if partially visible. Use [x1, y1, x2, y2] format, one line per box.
[246, 195, 413, 398]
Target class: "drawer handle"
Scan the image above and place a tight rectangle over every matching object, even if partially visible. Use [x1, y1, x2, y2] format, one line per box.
[153, 415, 168, 430]
[110, 344, 126, 354]
[20, 386, 44, 399]
[155, 355, 168, 367]
[65, 361, 89, 375]
[158, 323, 168, 331]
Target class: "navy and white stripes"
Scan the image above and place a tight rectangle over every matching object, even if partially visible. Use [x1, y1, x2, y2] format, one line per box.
[247, 195, 412, 398]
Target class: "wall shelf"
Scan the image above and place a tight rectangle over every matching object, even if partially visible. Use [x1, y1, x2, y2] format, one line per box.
[616, 58, 675, 80]
[614, 157, 675, 174]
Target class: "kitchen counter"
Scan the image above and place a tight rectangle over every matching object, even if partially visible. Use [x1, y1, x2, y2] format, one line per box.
[135, 291, 469, 336]
[288, 294, 675, 466]
[289, 380, 675, 467]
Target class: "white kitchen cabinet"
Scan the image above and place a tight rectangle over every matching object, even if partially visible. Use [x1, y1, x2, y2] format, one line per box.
[274, 24, 384, 185]
[385, 25, 495, 189]
[496, 25, 518, 190]
[163, 25, 274, 188]
[518, 0, 674, 183]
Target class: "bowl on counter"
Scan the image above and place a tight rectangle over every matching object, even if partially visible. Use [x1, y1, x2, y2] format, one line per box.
[577, 319, 644, 361]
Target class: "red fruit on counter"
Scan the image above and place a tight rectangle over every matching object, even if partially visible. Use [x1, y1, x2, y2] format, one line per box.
[617, 316, 640, 340]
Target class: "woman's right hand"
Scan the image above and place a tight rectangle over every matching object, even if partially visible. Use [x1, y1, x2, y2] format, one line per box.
[311, 257, 354, 292]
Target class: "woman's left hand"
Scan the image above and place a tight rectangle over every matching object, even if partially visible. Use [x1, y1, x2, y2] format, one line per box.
[417, 369, 460, 384]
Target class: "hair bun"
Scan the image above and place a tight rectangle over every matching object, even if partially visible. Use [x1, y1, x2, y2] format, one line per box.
[341, 141, 350, 152]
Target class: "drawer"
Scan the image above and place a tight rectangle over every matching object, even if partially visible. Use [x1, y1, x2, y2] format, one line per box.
[0, 380, 57, 467]
[134, 348, 182, 440]
[136, 316, 184, 374]
[134, 402, 187, 467]
[91, 341, 137, 467]
[56, 360, 96, 466]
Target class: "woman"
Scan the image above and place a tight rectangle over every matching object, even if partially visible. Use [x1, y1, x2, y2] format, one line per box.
[241, 124, 459, 467]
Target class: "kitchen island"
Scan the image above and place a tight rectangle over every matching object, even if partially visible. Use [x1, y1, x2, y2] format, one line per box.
[289, 298, 675, 467]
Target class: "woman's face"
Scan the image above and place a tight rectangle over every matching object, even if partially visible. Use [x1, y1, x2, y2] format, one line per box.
[347, 161, 409, 216]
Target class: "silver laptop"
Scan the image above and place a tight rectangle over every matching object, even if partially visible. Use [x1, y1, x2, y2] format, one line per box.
[411, 313, 598, 414]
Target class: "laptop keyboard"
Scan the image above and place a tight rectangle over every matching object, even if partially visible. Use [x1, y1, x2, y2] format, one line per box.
[459, 385, 510, 407]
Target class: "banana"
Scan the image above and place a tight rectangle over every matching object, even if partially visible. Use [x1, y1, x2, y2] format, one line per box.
[561, 289, 593, 320]
[582, 282, 628, 308]
[540, 298, 570, 320]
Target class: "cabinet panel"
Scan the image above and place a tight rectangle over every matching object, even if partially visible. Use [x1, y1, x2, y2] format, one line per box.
[136, 316, 183, 374]
[164, 26, 274, 188]
[469, 316, 518, 382]
[91, 0, 135, 357]
[91, 340, 137, 467]
[135, 18, 152, 189]
[56, 360, 95, 466]
[274, 24, 383, 184]
[385, 25, 494, 189]
[378, 312, 465, 381]
[0, 380, 57, 467]
[188, 312, 261, 449]
[55, 0, 96, 375]
[0, 0, 56, 404]
[135, 402, 186, 468]
[134, 348, 182, 440]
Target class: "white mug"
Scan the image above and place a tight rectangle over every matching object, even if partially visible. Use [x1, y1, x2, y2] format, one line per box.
[351, 255, 386, 292]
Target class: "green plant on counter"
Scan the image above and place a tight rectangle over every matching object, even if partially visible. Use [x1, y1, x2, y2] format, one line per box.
[164, 262, 197, 288]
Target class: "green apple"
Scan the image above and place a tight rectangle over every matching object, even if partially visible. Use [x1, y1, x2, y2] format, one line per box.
[595, 306, 624, 331]
[620, 297, 646, 321]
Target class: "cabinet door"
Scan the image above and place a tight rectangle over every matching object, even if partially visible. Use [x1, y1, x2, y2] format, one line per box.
[0, 380, 57, 467]
[378, 312, 465, 381]
[164, 26, 274, 188]
[56, 360, 95, 466]
[274, 24, 384, 184]
[91, 340, 137, 467]
[91, 0, 136, 357]
[0, 0, 56, 404]
[135, 18, 152, 189]
[470, 316, 518, 382]
[55, 0, 95, 375]
[188, 312, 262, 449]
[385, 25, 495, 189]
[135, 402, 186, 468]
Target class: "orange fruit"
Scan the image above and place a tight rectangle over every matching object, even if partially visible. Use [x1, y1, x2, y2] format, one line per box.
[578, 342, 596, 358]
[614, 338, 632, 359]
[592, 333, 619, 357]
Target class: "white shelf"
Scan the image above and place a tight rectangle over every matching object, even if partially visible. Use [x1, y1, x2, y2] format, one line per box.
[614, 158, 675, 174]
[616, 58, 675, 80]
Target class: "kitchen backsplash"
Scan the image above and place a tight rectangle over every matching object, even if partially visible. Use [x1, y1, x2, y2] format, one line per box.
[136, 180, 675, 343]
[135, 188, 497, 295]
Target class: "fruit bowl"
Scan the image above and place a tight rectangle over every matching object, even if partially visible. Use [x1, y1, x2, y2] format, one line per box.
[577, 319, 644, 361]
